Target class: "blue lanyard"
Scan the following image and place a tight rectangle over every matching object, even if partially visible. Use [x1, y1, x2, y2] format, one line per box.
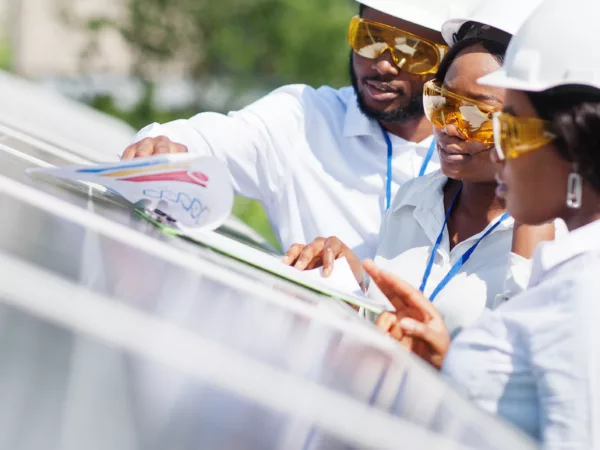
[419, 139, 437, 177]
[382, 127, 436, 210]
[419, 184, 511, 301]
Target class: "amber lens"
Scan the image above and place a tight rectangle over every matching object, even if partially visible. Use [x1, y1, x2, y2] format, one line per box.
[492, 112, 556, 160]
[348, 17, 442, 75]
[423, 81, 496, 144]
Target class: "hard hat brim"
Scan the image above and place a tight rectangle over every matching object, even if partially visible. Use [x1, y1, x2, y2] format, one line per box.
[478, 69, 551, 93]
[480, 68, 600, 93]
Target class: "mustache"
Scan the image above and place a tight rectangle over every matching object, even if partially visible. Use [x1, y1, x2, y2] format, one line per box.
[349, 52, 425, 123]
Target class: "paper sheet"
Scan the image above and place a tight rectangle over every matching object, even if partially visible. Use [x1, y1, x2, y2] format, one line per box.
[302, 258, 364, 298]
[27, 154, 234, 230]
[180, 226, 392, 313]
[27, 155, 390, 313]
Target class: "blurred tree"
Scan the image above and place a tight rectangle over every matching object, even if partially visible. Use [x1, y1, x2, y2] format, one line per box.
[61, 0, 357, 249]
[68, 0, 356, 107]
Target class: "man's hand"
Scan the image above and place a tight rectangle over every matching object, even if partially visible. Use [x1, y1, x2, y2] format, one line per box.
[122, 136, 188, 160]
[364, 260, 450, 370]
[282, 237, 364, 287]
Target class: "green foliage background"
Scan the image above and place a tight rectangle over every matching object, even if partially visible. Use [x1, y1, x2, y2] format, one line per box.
[77, 0, 358, 249]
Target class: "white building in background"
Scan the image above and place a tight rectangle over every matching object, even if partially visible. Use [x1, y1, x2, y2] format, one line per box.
[0, 0, 263, 111]
[0, 0, 136, 158]
[4, 0, 134, 77]
[0, 0, 138, 108]
[0, 0, 208, 110]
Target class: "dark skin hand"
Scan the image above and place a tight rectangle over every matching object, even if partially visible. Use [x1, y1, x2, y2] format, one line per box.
[122, 136, 188, 160]
[282, 237, 366, 290]
[365, 260, 450, 370]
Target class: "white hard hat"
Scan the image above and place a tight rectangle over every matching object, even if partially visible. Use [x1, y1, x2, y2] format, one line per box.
[358, 0, 481, 32]
[442, 0, 544, 46]
[479, 0, 600, 92]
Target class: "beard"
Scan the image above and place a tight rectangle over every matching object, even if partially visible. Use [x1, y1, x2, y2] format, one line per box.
[349, 52, 425, 122]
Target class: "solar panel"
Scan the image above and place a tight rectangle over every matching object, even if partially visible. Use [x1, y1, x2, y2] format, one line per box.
[0, 125, 536, 449]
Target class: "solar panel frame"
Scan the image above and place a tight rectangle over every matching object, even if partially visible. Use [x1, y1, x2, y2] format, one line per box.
[0, 126, 537, 449]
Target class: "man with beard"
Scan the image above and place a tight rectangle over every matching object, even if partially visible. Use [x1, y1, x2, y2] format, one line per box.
[121, 0, 475, 260]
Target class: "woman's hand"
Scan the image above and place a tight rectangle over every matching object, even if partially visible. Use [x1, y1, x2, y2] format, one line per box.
[364, 260, 451, 370]
[282, 237, 364, 286]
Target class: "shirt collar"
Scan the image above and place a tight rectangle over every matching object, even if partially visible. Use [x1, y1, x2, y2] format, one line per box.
[393, 171, 447, 212]
[343, 92, 382, 138]
[343, 90, 436, 152]
[392, 172, 515, 242]
[531, 219, 600, 284]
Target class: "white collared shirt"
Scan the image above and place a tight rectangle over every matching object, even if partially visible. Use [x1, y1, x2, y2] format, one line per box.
[442, 219, 600, 447]
[368, 171, 529, 337]
[129, 84, 438, 259]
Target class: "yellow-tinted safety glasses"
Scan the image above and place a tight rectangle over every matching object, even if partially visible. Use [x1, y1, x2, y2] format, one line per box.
[348, 16, 448, 75]
[423, 80, 499, 144]
[492, 112, 556, 161]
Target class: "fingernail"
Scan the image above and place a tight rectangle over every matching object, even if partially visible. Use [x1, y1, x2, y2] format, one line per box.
[399, 318, 419, 332]
[323, 267, 331, 277]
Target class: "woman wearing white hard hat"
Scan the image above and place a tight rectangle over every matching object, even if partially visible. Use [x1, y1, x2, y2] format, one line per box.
[372, 0, 600, 444]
